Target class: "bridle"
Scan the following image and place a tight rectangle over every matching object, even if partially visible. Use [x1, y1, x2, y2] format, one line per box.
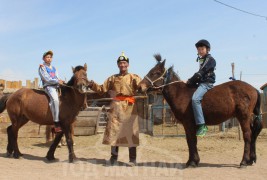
[144, 68, 182, 89]
[144, 69, 167, 88]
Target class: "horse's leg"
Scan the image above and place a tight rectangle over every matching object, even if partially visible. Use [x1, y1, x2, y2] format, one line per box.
[12, 116, 29, 158]
[46, 132, 64, 161]
[64, 125, 76, 163]
[45, 125, 52, 143]
[239, 118, 252, 167]
[71, 122, 75, 145]
[184, 124, 200, 168]
[249, 115, 263, 165]
[11, 125, 21, 159]
[6, 125, 14, 157]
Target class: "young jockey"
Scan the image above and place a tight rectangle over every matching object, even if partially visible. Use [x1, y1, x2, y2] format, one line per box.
[187, 40, 216, 137]
[39, 50, 64, 133]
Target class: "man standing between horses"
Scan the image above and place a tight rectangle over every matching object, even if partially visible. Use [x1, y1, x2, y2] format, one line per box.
[187, 40, 216, 137]
[88, 52, 141, 166]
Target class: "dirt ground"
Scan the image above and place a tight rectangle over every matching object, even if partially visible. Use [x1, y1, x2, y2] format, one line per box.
[0, 128, 267, 180]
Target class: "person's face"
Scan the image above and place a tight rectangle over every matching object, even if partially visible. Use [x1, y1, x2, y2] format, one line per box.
[117, 61, 129, 72]
[197, 46, 209, 57]
[43, 54, 53, 64]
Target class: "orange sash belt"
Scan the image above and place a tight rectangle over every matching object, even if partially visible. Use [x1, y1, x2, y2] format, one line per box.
[113, 96, 135, 104]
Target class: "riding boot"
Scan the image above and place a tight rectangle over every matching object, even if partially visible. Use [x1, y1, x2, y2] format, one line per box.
[128, 147, 137, 166]
[109, 146, 119, 165]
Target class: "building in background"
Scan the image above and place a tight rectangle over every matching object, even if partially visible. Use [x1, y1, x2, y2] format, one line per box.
[0, 78, 39, 93]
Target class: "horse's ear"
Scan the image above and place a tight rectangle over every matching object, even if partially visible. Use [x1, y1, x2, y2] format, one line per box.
[72, 66, 75, 73]
[84, 63, 87, 71]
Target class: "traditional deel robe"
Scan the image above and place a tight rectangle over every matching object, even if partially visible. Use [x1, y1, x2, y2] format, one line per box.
[91, 73, 141, 147]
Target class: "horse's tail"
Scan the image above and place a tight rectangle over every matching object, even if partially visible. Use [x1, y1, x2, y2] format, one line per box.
[252, 90, 262, 132]
[0, 94, 9, 113]
[249, 89, 263, 164]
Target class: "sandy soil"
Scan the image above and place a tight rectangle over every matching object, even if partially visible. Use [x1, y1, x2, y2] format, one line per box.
[0, 128, 267, 180]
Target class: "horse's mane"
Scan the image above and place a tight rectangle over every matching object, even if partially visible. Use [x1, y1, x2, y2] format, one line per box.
[60, 65, 87, 95]
[167, 66, 181, 81]
[73, 65, 86, 72]
[67, 77, 74, 86]
[154, 54, 163, 64]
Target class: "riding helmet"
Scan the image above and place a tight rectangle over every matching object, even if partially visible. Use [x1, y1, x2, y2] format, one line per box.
[195, 39, 211, 49]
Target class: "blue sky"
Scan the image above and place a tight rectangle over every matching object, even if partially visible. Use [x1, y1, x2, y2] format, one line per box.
[0, 0, 267, 89]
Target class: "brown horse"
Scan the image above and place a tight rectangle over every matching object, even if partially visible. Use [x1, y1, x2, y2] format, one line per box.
[0, 64, 88, 162]
[138, 55, 262, 168]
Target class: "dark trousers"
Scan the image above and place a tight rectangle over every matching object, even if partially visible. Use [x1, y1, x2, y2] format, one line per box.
[111, 146, 136, 161]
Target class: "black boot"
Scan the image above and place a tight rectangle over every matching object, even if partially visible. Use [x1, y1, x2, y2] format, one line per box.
[128, 147, 137, 166]
[109, 146, 119, 165]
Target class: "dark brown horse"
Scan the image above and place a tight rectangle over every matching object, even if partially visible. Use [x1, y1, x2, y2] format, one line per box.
[0, 64, 88, 162]
[138, 55, 262, 168]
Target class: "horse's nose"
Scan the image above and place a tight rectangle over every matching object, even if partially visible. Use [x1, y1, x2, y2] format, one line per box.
[138, 83, 147, 93]
[137, 86, 142, 93]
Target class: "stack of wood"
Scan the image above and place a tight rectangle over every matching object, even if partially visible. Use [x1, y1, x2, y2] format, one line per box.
[74, 107, 104, 136]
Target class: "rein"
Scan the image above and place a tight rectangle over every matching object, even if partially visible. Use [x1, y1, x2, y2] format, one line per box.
[60, 76, 89, 90]
[154, 80, 182, 88]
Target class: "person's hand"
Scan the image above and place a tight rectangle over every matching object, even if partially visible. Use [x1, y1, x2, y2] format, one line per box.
[87, 80, 94, 88]
[58, 80, 65, 85]
[182, 80, 187, 84]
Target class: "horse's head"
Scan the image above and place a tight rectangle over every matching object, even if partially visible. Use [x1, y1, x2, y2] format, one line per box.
[68, 63, 89, 93]
[138, 54, 166, 92]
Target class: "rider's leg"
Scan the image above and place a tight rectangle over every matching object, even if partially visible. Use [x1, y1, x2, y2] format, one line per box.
[192, 83, 213, 136]
[45, 86, 61, 132]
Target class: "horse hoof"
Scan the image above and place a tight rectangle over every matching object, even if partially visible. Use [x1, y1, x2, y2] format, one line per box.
[250, 156, 257, 164]
[46, 155, 56, 161]
[240, 164, 247, 168]
[186, 161, 198, 168]
[240, 161, 248, 168]
[6, 152, 12, 157]
[13, 154, 20, 159]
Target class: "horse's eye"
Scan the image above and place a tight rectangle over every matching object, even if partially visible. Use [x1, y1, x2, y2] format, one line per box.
[153, 72, 161, 76]
[153, 71, 161, 76]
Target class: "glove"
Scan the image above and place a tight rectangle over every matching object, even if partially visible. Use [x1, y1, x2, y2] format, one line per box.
[186, 72, 202, 88]
[190, 72, 202, 83]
